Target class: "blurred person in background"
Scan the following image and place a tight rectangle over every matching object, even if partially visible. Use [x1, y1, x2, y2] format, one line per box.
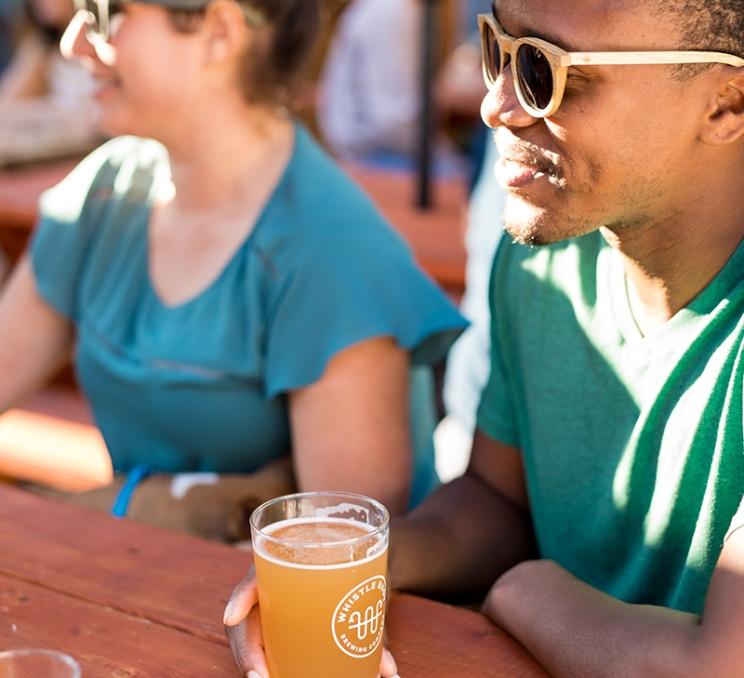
[434, 4, 503, 480]
[437, 140, 503, 480]
[0, 0, 24, 74]
[317, 0, 462, 174]
[436, 0, 495, 184]
[0, 0, 466, 539]
[317, 0, 422, 162]
[0, 0, 100, 166]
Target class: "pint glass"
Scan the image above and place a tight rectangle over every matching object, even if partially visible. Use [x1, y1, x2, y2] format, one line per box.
[251, 492, 389, 678]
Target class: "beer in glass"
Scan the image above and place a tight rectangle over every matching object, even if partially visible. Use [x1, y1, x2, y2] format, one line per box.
[251, 492, 389, 678]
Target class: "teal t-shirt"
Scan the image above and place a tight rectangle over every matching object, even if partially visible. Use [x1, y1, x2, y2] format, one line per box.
[31, 127, 467, 507]
[477, 231, 743, 614]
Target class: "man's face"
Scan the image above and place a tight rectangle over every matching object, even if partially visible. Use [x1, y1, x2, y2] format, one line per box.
[483, 0, 710, 245]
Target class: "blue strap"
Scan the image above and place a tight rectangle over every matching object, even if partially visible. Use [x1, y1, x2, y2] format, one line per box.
[111, 465, 151, 518]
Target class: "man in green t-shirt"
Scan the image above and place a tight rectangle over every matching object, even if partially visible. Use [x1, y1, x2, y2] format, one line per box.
[226, 0, 743, 675]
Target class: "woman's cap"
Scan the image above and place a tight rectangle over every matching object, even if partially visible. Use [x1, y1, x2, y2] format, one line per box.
[135, 0, 267, 24]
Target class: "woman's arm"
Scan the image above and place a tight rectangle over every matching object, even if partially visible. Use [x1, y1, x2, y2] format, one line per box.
[0, 256, 86, 484]
[288, 336, 412, 516]
[0, 256, 74, 412]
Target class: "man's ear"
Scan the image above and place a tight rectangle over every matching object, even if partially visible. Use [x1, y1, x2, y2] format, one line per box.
[200, 0, 248, 64]
[699, 70, 744, 145]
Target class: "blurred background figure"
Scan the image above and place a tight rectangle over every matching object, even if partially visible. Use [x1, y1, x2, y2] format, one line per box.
[0, 0, 25, 75]
[435, 0, 493, 184]
[433, 0, 505, 480]
[0, 0, 100, 167]
[461, 0, 484, 35]
[317, 0, 465, 175]
[435, 16, 486, 187]
[317, 0, 422, 162]
[437, 140, 503, 480]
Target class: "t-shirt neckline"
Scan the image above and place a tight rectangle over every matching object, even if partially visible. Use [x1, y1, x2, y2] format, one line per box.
[606, 235, 744, 346]
[145, 123, 301, 311]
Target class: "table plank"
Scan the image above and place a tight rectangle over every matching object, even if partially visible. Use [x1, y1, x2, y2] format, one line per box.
[0, 576, 233, 677]
[0, 485, 249, 644]
[388, 594, 548, 678]
[0, 161, 74, 229]
[0, 161, 74, 269]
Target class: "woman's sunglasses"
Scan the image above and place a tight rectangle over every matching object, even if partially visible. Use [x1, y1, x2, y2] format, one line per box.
[72, 0, 265, 43]
[478, 14, 744, 118]
[72, 0, 117, 42]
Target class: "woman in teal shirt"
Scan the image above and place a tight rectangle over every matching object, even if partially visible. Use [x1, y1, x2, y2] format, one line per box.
[0, 0, 465, 535]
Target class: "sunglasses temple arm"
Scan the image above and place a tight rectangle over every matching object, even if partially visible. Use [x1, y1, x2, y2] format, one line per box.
[565, 50, 744, 68]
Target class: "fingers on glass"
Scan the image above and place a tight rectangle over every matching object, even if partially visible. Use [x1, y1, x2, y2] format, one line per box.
[241, 607, 269, 677]
[224, 567, 259, 626]
[380, 647, 398, 676]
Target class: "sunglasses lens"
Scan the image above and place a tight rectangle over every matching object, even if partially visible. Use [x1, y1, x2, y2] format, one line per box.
[516, 44, 554, 112]
[481, 22, 500, 85]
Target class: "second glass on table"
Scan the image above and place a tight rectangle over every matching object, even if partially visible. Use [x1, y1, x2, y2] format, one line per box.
[250, 491, 389, 678]
[0, 649, 81, 678]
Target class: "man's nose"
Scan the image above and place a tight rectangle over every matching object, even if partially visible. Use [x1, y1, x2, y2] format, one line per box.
[480, 67, 537, 130]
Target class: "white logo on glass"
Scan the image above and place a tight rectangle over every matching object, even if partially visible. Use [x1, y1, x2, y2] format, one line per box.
[331, 575, 387, 659]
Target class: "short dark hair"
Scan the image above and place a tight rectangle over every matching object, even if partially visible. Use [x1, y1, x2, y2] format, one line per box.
[170, 0, 321, 106]
[655, 1, 744, 76]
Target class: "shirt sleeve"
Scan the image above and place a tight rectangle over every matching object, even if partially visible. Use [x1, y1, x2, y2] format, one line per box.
[475, 237, 520, 446]
[30, 141, 120, 320]
[264, 227, 467, 398]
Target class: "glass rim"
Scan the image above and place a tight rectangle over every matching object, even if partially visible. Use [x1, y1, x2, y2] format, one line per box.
[249, 491, 390, 549]
[0, 649, 81, 674]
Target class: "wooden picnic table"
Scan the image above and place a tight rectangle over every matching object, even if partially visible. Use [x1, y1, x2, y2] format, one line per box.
[0, 160, 77, 268]
[0, 484, 547, 677]
[0, 158, 466, 296]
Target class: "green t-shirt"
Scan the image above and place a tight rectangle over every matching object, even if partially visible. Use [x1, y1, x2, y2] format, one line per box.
[477, 231, 744, 614]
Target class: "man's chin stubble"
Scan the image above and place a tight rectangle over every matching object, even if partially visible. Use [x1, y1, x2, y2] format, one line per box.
[504, 212, 598, 247]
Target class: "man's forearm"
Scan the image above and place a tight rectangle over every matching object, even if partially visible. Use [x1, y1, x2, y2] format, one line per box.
[389, 472, 536, 598]
[484, 560, 706, 678]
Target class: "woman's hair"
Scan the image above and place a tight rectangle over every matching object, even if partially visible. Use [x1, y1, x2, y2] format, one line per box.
[170, 0, 321, 106]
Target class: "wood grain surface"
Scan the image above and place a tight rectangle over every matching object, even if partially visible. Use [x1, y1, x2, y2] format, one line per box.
[0, 475, 547, 676]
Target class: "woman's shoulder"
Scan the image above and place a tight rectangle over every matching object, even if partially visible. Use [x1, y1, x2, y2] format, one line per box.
[40, 135, 168, 220]
[261, 124, 405, 258]
[97, 134, 167, 163]
[289, 126, 386, 217]
[67, 135, 167, 178]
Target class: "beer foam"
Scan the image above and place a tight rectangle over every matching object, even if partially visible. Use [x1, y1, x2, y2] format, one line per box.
[254, 518, 386, 569]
